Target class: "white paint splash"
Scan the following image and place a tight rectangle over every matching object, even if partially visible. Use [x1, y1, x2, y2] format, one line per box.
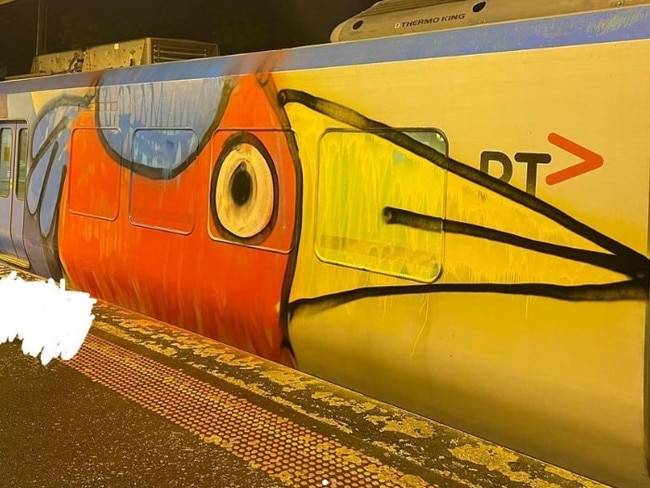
[0, 272, 96, 365]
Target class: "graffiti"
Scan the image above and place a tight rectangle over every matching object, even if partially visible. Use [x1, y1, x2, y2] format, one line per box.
[24, 77, 650, 349]
[6, 8, 649, 486]
[278, 88, 650, 309]
[209, 131, 280, 246]
[96, 76, 235, 179]
[29, 93, 95, 238]
[26, 75, 237, 243]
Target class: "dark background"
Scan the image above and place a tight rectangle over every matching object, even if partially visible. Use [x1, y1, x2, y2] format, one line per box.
[0, 0, 376, 76]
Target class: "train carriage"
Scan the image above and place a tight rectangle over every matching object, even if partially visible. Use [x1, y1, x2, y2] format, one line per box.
[1, 1, 650, 486]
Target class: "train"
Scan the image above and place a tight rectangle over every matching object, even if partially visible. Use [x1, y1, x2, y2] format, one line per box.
[1, 0, 649, 486]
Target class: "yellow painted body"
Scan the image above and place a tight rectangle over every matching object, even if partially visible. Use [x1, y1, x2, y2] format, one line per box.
[281, 39, 650, 487]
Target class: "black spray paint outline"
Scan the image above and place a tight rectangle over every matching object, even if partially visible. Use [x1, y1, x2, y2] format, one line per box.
[94, 78, 236, 180]
[28, 92, 96, 238]
[278, 89, 650, 309]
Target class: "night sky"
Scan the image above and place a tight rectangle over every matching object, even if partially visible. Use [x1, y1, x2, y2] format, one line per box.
[0, 0, 376, 76]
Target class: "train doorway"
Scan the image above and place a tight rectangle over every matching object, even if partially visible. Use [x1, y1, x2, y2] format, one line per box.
[0, 122, 29, 267]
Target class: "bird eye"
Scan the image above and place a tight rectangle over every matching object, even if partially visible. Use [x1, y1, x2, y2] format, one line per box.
[211, 134, 277, 241]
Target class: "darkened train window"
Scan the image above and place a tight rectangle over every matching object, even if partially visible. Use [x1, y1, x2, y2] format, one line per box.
[69, 128, 121, 220]
[0, 128, 12, 198]
[129, 129, 198, 234]
[15, 129, 28, 200]
[316, 129, 447, 282]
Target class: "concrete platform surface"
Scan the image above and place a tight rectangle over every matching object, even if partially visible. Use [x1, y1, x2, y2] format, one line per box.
[0, 264, 608, 488]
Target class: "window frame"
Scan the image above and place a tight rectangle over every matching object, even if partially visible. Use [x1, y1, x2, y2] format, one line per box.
[314, 127, 448, 283]
[0, 126, 13, 199]
[15, 127, 29, 201]
[128, 127, 199, 235]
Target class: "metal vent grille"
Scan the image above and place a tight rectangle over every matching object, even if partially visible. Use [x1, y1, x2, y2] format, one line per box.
[151, 39, 219, 63]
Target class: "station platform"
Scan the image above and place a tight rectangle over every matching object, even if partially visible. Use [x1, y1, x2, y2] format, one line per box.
[0, 264, 607, 488]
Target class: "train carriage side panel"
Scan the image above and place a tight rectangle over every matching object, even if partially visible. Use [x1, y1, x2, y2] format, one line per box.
[278, 16, 650, 488]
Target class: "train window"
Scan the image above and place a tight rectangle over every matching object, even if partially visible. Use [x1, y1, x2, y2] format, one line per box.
[69, 128, 121, 220]
[15, 129, 28, 200]
[207, 130, 297, 254]
[0, 128, 12, 198]
[209, 131, 279, 246]
[315, 129, 447, 282]
[129, 128, 198, 234]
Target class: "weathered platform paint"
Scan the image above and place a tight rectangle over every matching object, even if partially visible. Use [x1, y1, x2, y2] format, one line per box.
[0, 263, 609, 488]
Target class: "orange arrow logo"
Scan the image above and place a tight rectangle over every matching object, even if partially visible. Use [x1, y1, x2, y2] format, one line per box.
[545, 133, 604, 185]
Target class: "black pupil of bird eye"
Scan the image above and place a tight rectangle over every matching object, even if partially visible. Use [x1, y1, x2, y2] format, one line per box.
[231, 163, 253, 206]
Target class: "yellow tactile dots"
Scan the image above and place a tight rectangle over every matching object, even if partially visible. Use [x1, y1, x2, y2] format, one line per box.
[67, 334, 433, 488]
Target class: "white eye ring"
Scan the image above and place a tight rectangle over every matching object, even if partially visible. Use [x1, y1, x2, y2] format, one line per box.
[213, 138, 276, 240]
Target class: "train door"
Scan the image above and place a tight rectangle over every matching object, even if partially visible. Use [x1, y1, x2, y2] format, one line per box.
[0, 122, 29, 267]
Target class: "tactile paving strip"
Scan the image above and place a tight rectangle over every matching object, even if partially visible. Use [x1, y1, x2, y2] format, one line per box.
[66, 334, 434, 488]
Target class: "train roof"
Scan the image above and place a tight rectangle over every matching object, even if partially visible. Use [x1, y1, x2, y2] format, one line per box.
[0, 2, 649, 96]
[331, 0, 650, 41]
